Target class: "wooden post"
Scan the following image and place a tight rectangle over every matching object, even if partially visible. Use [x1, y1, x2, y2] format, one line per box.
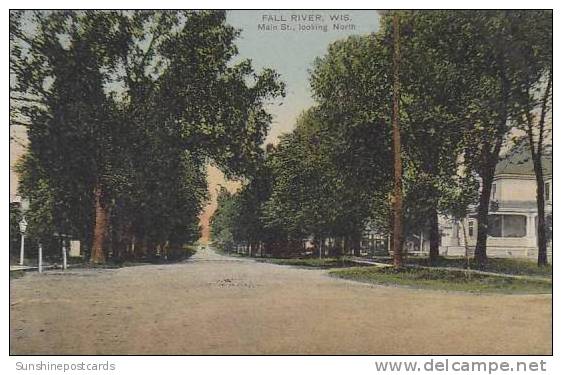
[91, 182, 108, 263]
[391, 12, 404, 268]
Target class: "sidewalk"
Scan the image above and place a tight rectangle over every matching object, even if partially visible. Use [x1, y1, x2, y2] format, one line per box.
[10, 264, 58, 272]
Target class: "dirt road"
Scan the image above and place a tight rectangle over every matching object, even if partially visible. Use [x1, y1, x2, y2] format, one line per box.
[10, 247, 552, 355]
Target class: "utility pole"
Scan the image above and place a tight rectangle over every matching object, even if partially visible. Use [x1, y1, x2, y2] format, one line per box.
[391, 12, 404, 268]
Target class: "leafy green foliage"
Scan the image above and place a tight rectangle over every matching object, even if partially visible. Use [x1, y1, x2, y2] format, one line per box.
[259, 257, 362, 269]
[9, 203, 23, 259]
[11, 10, 284, 261]
[210, 188, 240, 252]
[263, 106, 391, 244]
[259, 35, 395, 249]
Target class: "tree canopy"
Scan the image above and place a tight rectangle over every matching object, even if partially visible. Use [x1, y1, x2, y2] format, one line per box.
[11, 10, 285, 262]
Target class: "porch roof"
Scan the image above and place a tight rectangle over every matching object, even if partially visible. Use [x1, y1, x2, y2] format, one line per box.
[495, 144, 552, 177]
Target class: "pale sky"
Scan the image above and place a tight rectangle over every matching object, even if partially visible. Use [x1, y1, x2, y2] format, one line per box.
[226, 10, 380, 144]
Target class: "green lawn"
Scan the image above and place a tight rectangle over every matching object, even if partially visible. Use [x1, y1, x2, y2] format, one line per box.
[69, 244, 198, 269]
[372, 256, 552, 278]
[259, 257, 362, 269]
[330, 266, 552, 294]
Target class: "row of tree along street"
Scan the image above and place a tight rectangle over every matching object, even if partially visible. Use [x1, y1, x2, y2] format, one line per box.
[10, 10, 285, 263]
[9, 10, 552, 268]
[210, 10, 552, 267]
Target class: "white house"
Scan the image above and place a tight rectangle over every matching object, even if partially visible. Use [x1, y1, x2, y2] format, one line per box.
[439, 147, 552, 259]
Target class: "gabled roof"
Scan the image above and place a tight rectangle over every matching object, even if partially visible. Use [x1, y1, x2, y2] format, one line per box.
[495, 143, 552, 177]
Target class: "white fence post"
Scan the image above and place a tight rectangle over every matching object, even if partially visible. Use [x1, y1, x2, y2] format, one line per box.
[19, 235, 25, 266]
[38, 243, 43, 273]
[62, 241, 68, 270]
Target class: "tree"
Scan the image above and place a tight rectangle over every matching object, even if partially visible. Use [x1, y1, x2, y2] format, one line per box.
[262, 119, 327, 252]
[389, 11, 552, 265]
[210, 187, 240, 253]
[9, 203, 23, 260]
[453, 11, 556, 265]
[509, 10, 552, 266]
[112, 11, 284, 261]
[262, 99, 392, 257]
[305, 11, 549, 267]
[385, 11, 551, 266]
[10, 10, 285, 263]
[309, 34, 394, 256]
[11, 11, 124, 262]
[308, 19, 473, 263]
[523, 73, 552, 267]
[381, 11, 476, 264]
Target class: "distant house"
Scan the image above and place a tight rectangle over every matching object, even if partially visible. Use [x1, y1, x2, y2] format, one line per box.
[440, 146, 552, 259]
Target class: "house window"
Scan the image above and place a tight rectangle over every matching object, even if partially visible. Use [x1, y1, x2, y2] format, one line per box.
[491, 183, 497, 200]
[488, 214, 527, 238]
[545, 182, 551, 202]
[468, 221, 474, 237]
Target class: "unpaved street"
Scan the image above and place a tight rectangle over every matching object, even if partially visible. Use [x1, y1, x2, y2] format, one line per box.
[10, 247, 552, 355]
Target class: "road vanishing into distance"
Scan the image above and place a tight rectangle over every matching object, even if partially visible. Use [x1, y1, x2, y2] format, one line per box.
[10, 247, 552, 355]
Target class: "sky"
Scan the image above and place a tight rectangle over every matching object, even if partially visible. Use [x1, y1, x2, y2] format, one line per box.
[226, 10, 380, 144]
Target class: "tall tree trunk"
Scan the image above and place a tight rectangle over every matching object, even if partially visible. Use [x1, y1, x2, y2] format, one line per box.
[343, 236, 350, 255]
[429, 207, 440, 264]
[391, 13, 404, 268]
[353, 232, 362, 256]
[474, 168, 494, 266]
[533, 149, 548, 267]
[149, 240, 158, 258]
[474, 122, 505, 265]
[527, 69, 552, 267]
[327, 238, 333, 257]
[110, 226, 122, 261]
[138, 235, 148, 258]
[460, 220, 471, 269]
[90, 182, 108, 263]
[331, 237, 343, 257]
[474, 70, 510, 266]
[338, 237, 344, 257]
[130, 234, 136, 259]
[163, 241, 169, 260]
[474, 173, 491, 265]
